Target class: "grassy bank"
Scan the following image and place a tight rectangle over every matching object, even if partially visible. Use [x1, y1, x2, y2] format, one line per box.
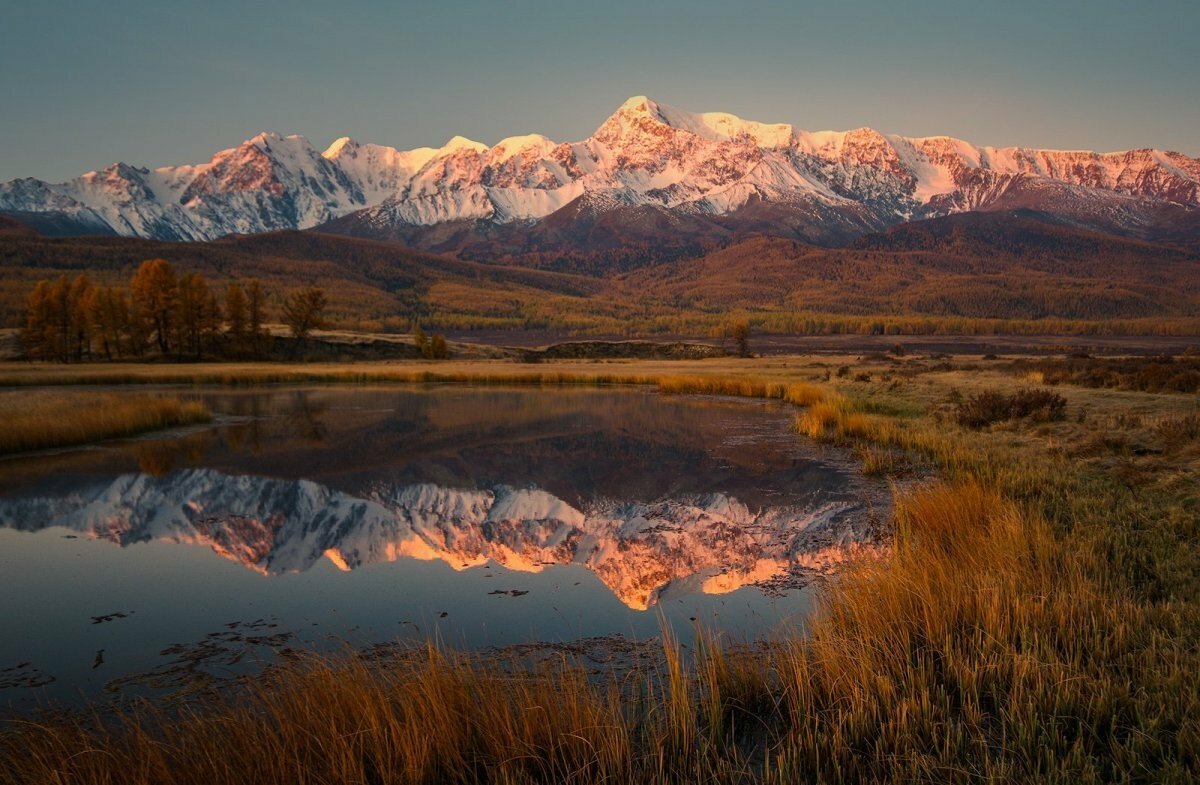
[0, 391, 210, 455]
[0, 360, 665, 388]
[1, 356, 1197, 782]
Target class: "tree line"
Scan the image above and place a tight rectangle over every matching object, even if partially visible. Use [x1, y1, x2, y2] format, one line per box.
[23, 259, 329, 362]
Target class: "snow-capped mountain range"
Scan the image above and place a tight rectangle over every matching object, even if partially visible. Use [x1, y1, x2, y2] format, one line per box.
[2, 96, 1198, 247]
[0, 469, 877, 610]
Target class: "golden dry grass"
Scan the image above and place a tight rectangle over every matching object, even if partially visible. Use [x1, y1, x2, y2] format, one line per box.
[0, 391, 209, 454]
[0, 355, 1197, 782]
[5, 477, 1193, 783]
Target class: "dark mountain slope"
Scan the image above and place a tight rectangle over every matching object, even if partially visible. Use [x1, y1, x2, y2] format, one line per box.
[0, 221, 602, 328]
[622, 215, 1199, 321]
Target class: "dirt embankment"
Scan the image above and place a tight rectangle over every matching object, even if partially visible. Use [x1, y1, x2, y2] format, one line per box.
[275, 336, 726, 362]
[445, 329, 1200, 357]
[518, 341, 727, 362]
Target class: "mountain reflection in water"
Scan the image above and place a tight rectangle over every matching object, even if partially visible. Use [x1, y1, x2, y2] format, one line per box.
[0, 386, 894, 706]
[0, 470, 875, 609]
[0, 386, 885, 611]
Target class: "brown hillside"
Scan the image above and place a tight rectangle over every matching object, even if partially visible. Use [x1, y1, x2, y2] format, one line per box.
[1, 212, 1196, 333]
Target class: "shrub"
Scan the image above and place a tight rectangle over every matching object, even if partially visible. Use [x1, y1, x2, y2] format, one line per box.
[1165, 369, 1200, 392]
[1156, 412, 1200, 446]
[1033, 355, 1200, 395]
[427, 334, 450, 359]
[1007, 387, 1068, 422]
[954, 391, 1010, 428]
[954, 388, 1067, 429]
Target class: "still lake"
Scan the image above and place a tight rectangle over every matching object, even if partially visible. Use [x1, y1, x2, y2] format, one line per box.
[0, 385, 885, 708]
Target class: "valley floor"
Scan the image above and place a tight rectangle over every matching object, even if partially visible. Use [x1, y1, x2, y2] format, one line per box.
[1, 351, 1198, 782]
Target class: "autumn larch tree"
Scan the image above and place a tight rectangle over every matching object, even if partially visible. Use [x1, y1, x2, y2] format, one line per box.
[173, 272, 221, 359]
[225, 281, 248, 357]
[200, 285, 222, 356]
[86, 286, 130, 360]
[175, 272, 205, 358]
[23, 279, 57, 361]
[131, 259, 177, 354]
[428, 333, 450, 360]
[23, 275, 95, 362]
[67, 275, 94, 361]
[246, 279, 267, 359]
[282, 286, 328, 345]
[731, 320, 750, 358]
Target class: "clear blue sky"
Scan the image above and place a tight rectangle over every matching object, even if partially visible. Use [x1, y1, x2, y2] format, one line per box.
[2, 0, 1197, 182]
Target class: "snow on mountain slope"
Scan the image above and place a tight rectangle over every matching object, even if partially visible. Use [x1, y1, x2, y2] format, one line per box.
[0, 133, 370, 241]
[1, 96, 1196, 243]
[0, 469, 876, 610]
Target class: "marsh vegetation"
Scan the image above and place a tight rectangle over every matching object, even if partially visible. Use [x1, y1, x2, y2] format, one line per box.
[0, 391, 209, 455]
[0, 352, 1197, 782]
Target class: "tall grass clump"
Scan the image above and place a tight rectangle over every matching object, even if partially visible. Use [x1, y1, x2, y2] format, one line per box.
[1, 648, 635, 785]
[793, 397, 850, 440]
[655, 376, 833, 413]
[773, 481, 1198, 782]
[0, 391, 209, 454]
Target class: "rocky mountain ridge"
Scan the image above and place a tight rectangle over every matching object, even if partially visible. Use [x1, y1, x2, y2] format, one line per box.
[3, 97, 1196, 252]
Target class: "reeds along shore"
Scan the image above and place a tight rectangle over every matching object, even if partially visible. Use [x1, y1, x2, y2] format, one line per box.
[1, 361, 1198, 782]
[0, 391, 209, 455]
[4, 481, 1192, 783]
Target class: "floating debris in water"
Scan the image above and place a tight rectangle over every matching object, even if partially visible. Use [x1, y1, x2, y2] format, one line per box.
[104, 619, 294, 699]
[0, 662, 54, 689]
[91, 611, 133, 625]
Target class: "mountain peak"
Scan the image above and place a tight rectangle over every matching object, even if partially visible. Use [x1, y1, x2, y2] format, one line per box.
[618, 95, 655, 112]
[440, 135, 488, 155]
[593, 96, 675, 147]
[599, 97, 794, 147]
[323, 136, 359, 159]
[615, 96, 676, 126]
[246, 131, 281, 146]
[490, 134, 555, 162]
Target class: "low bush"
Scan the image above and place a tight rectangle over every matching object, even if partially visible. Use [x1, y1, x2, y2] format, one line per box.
[1007, 387, 1069, 421]
[955, 388, 1067, 429]
[1156, 412, 1200, 446]
[1030, 355, 1200, 394]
